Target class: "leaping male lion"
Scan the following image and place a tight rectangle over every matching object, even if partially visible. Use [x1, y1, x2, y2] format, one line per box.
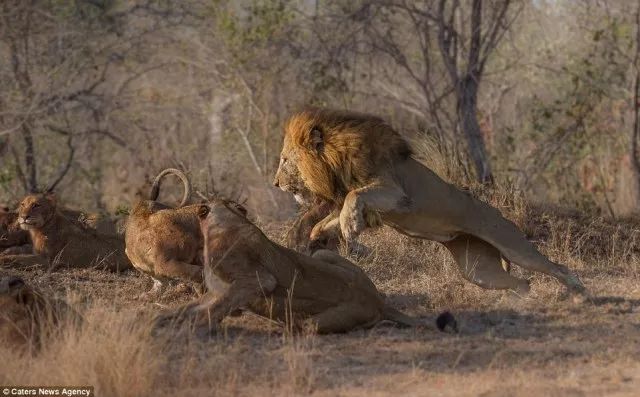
[155, 199, 456, 334]
[273, 108, 586, 298]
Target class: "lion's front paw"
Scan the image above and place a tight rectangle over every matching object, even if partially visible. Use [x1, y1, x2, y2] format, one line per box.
[339, 203, 365, 243]
[310, 216, 341, 249]
[309, 223, 326, 242]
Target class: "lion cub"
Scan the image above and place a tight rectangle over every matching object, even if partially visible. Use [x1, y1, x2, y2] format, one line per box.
[0, 194, 131, 271]
[155, 199, 456, 334]
[125, 168, 204, 298]
[0, 276, 76, 349]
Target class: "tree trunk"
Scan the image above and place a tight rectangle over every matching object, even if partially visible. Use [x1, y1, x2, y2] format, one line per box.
[458, 76, 493, 184]
[21, 122, 37, 192]
[631, 5, 640, 212]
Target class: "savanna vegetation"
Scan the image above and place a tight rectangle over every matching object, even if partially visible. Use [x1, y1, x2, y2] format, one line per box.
[1, 1, 639, 396]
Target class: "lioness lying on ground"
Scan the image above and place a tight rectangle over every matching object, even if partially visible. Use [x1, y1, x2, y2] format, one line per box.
[273, 108, 586, 298]
[0, 276, 76, 349]
[125, 168, 204, 297]
[1, 201, 119, 256]
[0, 194, 131, 271]
[155, 199, 456, 334]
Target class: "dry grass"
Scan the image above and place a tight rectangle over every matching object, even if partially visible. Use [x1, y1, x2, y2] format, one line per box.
[1, 192, 640, 396]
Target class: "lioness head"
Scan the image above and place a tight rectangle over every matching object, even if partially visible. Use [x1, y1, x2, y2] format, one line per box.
[17, 193, 57, 230]
[274, 108, 411, 204]
[198, 199, 248, 226]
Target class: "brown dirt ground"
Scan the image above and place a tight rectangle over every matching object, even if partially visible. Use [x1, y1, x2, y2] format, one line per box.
[1, 217, 639, 396]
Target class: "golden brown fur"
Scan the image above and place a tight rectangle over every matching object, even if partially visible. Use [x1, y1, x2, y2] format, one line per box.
[274, 108, 586, 297]
[285, 199, 375, 256]
[275, 109, 410, 203]
[0, 208, 31, 254]
[0, 276, 76, 350]
[64, 209, 119, 235]
[155, 199, 456, 334]
[0, 194, 131, 271]
[125, 168, 204, 297]
[0, 202, 118, 256]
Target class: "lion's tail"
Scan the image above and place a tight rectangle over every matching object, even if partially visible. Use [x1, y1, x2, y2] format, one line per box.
[149, 168, 192, 207]
[382, 306, 458, 333]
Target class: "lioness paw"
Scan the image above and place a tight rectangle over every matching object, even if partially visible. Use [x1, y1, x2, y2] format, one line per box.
[309, 223, 325, 241]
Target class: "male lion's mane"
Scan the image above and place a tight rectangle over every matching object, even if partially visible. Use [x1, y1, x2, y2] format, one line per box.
[285, 108, 411, 203]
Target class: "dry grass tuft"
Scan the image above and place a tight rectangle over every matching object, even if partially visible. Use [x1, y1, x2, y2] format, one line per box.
[0, 307, 162, 397]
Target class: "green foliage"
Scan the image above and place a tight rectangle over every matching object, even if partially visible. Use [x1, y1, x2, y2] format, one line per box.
[0, 167, 14, 188]
[216, 0, 294, 64]
[518, 7, 634, 213]
[114, 205, 129, 216]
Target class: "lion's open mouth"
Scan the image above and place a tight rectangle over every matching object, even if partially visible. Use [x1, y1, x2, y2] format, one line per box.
[279, 184, 310, 206]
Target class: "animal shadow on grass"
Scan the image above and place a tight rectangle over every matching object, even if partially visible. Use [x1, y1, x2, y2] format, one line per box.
[154, 323, 285, 347]
[382, 291, 639, 341]
[371, 292, 533, 339]
[588, 295, 640, 307]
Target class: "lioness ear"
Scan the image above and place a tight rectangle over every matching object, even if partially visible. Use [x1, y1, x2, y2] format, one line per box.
[309, 127, 324, 152]
[197, 204, 210, 219]
[44, 192, 57, 205]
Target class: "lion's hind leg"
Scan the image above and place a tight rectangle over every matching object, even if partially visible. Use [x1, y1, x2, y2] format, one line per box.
[155, 258, 204, 284]
[467, 210, 586, 295]
[304, 301, 380, 334]
[155, 271, 276, 334]
[153, 292, 215, 330]
[444, 235, 530, 295]
[154, 289, 241, 333]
